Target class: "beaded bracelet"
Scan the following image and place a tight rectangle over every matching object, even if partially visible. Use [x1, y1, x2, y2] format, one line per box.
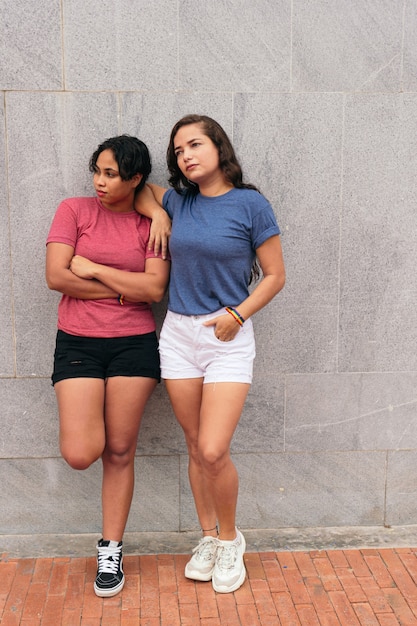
[225, 306, 245, 326]
[118, 294, 125, 305]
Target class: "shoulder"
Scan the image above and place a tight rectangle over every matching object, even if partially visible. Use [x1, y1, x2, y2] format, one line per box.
[230, 187, 271, 211]
[57, 196, 96, 212]
[163, 188, 190, 214]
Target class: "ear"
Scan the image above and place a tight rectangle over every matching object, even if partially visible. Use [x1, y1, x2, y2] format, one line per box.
[132, 173, 143, 189]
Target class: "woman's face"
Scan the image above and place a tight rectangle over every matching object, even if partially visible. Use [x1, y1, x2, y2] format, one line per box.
[92, 149, 141, 211]
[173, 123, 221, 187]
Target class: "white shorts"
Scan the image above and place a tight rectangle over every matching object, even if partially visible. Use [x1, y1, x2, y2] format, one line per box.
[159, 309, 256, 383]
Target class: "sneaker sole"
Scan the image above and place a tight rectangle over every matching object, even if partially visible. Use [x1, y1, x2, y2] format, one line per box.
[184, 565, 214, 582]
[94, 577, 125, 597]
[212, 563, 246, 593]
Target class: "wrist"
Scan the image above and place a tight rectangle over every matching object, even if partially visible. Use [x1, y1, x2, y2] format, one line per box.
[225, 306, 245, 326]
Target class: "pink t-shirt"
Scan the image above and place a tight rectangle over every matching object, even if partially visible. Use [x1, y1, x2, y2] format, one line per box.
[47, 196, 162, 338]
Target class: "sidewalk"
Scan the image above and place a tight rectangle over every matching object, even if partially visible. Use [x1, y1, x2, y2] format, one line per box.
[1, 546, 417, 625]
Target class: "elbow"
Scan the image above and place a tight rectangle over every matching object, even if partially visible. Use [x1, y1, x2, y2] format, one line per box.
[150, 285, 166, 303]
[274, 271, 286, 296]
[46, 273, 61, 292]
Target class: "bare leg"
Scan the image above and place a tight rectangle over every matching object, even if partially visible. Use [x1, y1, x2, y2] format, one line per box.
[199, 382, 250, 540]
[55, 378, 106, 469]
[165, 379, 249, 540]
[165, 378, 218, 537]
[101, 376, 157, 541]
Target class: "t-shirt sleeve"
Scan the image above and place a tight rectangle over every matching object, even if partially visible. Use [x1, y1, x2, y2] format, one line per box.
[162, 188, 174, 219]
[251, 197, 281, 250]
[46, 200, 78, 248]
[162, 188, 187, 220]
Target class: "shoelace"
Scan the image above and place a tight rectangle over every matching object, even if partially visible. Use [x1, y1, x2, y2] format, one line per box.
[216, 543, 238, 572]
[97, 545, 122, 574]
[193, 537, 218, 562]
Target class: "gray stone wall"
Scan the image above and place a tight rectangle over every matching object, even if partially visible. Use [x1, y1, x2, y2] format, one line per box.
[1, 0, 416, 541]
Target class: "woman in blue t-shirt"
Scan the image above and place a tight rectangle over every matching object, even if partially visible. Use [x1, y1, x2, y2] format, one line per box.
[137, 114, 285, 593]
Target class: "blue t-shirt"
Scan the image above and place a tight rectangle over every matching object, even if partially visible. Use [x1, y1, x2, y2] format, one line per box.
[163, 187, 281, 315]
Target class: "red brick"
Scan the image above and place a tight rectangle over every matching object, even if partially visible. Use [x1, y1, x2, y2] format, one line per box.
[249, 578, 279, 617]
[312, 556, 342, 592]
[236, 602, 262, 625]
[315, 609, 343, 625]
[376, 614, 401, 625]
[296, 603, 321, 625]
[397, 552, 417, 586]
[380, 550, 417, 600]
[363, 554, 395, 589]
[337, 568, 368, 602]
[352, 602, 380, 625]
[328, 590, 361, 625]
[357, 576, 393, 613]
[304, 576, 335, 612]
[272, 591, 301, 624]
[383, 588, 417, 625]
[293, 552, 319, 578]
[344, 551, 372, 578]
[326, 550, 350, 569]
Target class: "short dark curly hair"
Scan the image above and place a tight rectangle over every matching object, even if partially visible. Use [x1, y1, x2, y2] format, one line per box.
[89, 134, 152, 193]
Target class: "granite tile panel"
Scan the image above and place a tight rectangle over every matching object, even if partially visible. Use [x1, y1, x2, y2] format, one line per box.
[339, 94, 417, 372]
[63, 0, 177, 90]
[120, 91, 234, 185]
[136, 383, 186, 456]
[6, 92, 120, 376]
[386, 450, 417, 526]
[0, 456, 179, 534]
[231, 372, 285, 454]
[0, 0, 62, 89]
[0, 98, 15, 376]
[178, 0, 291, 91]
[0, 378, 59, 458]
[402, 0, 417, 91]
[180, 451, 386, 529]
[234, 93, 343, 373]
[0, 378, 179, 458]
[292, 0, 403, 92]
[235, 451, 386, 528]
[285, 373, 417, 452]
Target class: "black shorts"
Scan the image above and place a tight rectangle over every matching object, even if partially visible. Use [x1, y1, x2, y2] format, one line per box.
[51, 330, 160, 385]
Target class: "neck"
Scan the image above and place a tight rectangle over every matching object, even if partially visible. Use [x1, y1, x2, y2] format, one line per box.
[199, 179, 234, 197]
[100, 197, 135, 213]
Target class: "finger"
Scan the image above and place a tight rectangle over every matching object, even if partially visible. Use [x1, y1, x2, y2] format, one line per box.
[160, 235, 168, 260]
[148, 231, 156, 251]
[153, 235, 161, 257]
[203, 319, 217, 327]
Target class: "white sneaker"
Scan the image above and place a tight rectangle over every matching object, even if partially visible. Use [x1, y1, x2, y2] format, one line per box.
[185, 536, 219, 581]
[212, 529, 246, 593]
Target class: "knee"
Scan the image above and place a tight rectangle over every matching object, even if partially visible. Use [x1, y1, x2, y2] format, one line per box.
[198, 446, 228, 475]
[103, 443, 134, 468]
[61, 446, 99, 470]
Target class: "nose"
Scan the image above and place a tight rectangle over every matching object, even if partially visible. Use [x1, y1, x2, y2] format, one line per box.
[94, 172, 105, 186]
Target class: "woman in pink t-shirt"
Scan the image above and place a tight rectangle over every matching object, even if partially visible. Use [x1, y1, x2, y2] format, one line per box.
[46, 135, 170, 597]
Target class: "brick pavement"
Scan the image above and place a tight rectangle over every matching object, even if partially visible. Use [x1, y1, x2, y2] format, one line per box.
[1, 547, 417, 625]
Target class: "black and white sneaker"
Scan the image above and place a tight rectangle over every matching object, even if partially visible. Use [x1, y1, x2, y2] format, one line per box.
[94, 539, 124, 597]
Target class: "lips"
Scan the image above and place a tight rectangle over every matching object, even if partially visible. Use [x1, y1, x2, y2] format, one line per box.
[96, 190, 106, 197]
